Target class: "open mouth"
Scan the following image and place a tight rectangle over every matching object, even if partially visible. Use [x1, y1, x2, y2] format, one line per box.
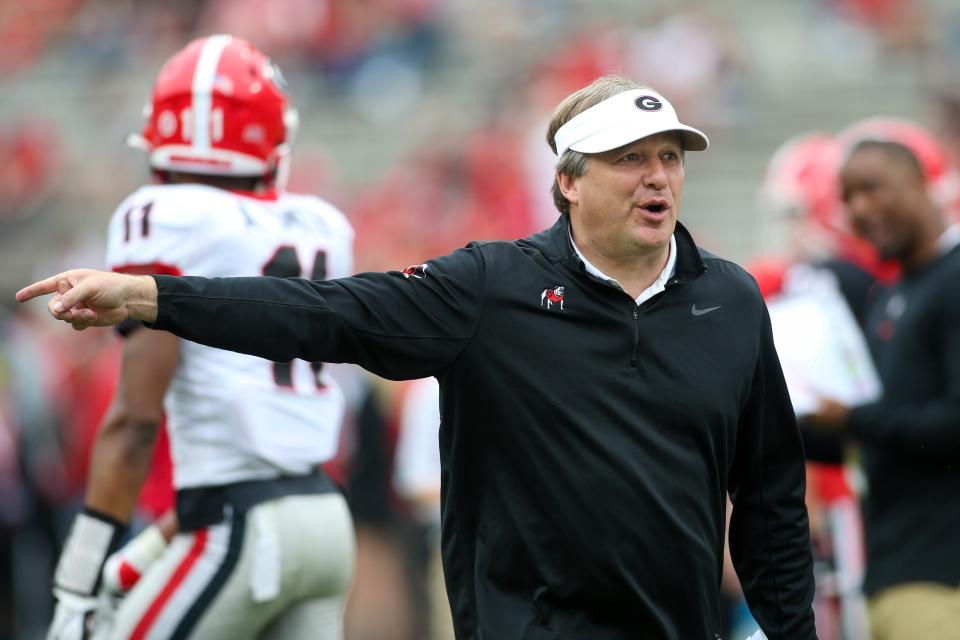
[639, 200, 669, 214]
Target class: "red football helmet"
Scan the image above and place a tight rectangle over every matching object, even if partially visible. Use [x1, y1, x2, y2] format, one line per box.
[759, 132, 843, 234]
[758, 131, 893, 277]
[130, 34, 298, 188]
[837, 117, 960, 218]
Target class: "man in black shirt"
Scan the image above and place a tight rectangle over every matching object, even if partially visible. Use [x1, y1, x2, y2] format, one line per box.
[809, 126, 960, 639]
[17, 75, 816, 639]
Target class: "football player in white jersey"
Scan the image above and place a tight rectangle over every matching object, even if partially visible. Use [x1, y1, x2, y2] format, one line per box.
[47, 35, 356, 640]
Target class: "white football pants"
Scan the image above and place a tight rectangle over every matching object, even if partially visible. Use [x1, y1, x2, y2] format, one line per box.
[104, 493, 355, 640]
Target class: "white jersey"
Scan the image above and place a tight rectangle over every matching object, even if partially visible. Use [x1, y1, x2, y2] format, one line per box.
[393, 377, 442, 503]
[105, 184, 354, 489]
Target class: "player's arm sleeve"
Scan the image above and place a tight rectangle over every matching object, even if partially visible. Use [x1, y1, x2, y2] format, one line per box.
[150, 244, 487, 380]
[728, 305, 816, 640]
[846, 294, 960, 459]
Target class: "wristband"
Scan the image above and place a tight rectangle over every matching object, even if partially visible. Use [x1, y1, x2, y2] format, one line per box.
[115, 318, 145, 338]
[53, 509, 126, 596]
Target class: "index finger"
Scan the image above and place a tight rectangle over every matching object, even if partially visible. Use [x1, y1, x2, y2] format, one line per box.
[15, 275, 62, 303]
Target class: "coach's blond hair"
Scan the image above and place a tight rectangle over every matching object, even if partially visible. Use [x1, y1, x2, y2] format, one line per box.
[546, 75, 647, 215]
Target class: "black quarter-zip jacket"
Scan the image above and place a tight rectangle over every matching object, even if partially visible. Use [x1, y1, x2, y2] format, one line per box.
[847, 244, 960, 598]
[151, 217, 815, 639]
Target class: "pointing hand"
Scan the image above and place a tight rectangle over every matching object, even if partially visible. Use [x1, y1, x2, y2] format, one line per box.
[16, 269, 159, 330]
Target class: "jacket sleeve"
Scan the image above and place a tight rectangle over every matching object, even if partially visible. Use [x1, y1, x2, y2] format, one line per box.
[847, 291, 960, 459]
[728, 305, 816, 639]
[797, 417, 845, 464]
[150, 244, 487, 380]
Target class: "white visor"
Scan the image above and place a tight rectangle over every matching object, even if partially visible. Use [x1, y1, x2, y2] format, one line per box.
[553, 89, 709, 157]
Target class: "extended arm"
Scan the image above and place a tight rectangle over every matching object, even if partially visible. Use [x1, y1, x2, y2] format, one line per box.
[18, 246, 486, 380]
[728, 308, 816, 639]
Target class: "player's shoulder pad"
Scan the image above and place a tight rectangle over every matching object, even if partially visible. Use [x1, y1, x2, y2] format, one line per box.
[109, 184, 236, 231]
[279, 192, 355, 239]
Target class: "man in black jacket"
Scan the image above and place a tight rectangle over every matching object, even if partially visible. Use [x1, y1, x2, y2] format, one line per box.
[809, 127, 960, 639]
[17, 75, 816, 639]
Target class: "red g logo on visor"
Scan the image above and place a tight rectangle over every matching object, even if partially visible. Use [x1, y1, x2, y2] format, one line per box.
[635, 96, 663, 112]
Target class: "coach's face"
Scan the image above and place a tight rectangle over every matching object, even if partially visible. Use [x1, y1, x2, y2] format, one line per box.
[562, 131, 685, 262]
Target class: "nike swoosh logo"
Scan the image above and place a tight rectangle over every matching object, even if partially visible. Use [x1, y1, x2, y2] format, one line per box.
[691, 304, 721, 316]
